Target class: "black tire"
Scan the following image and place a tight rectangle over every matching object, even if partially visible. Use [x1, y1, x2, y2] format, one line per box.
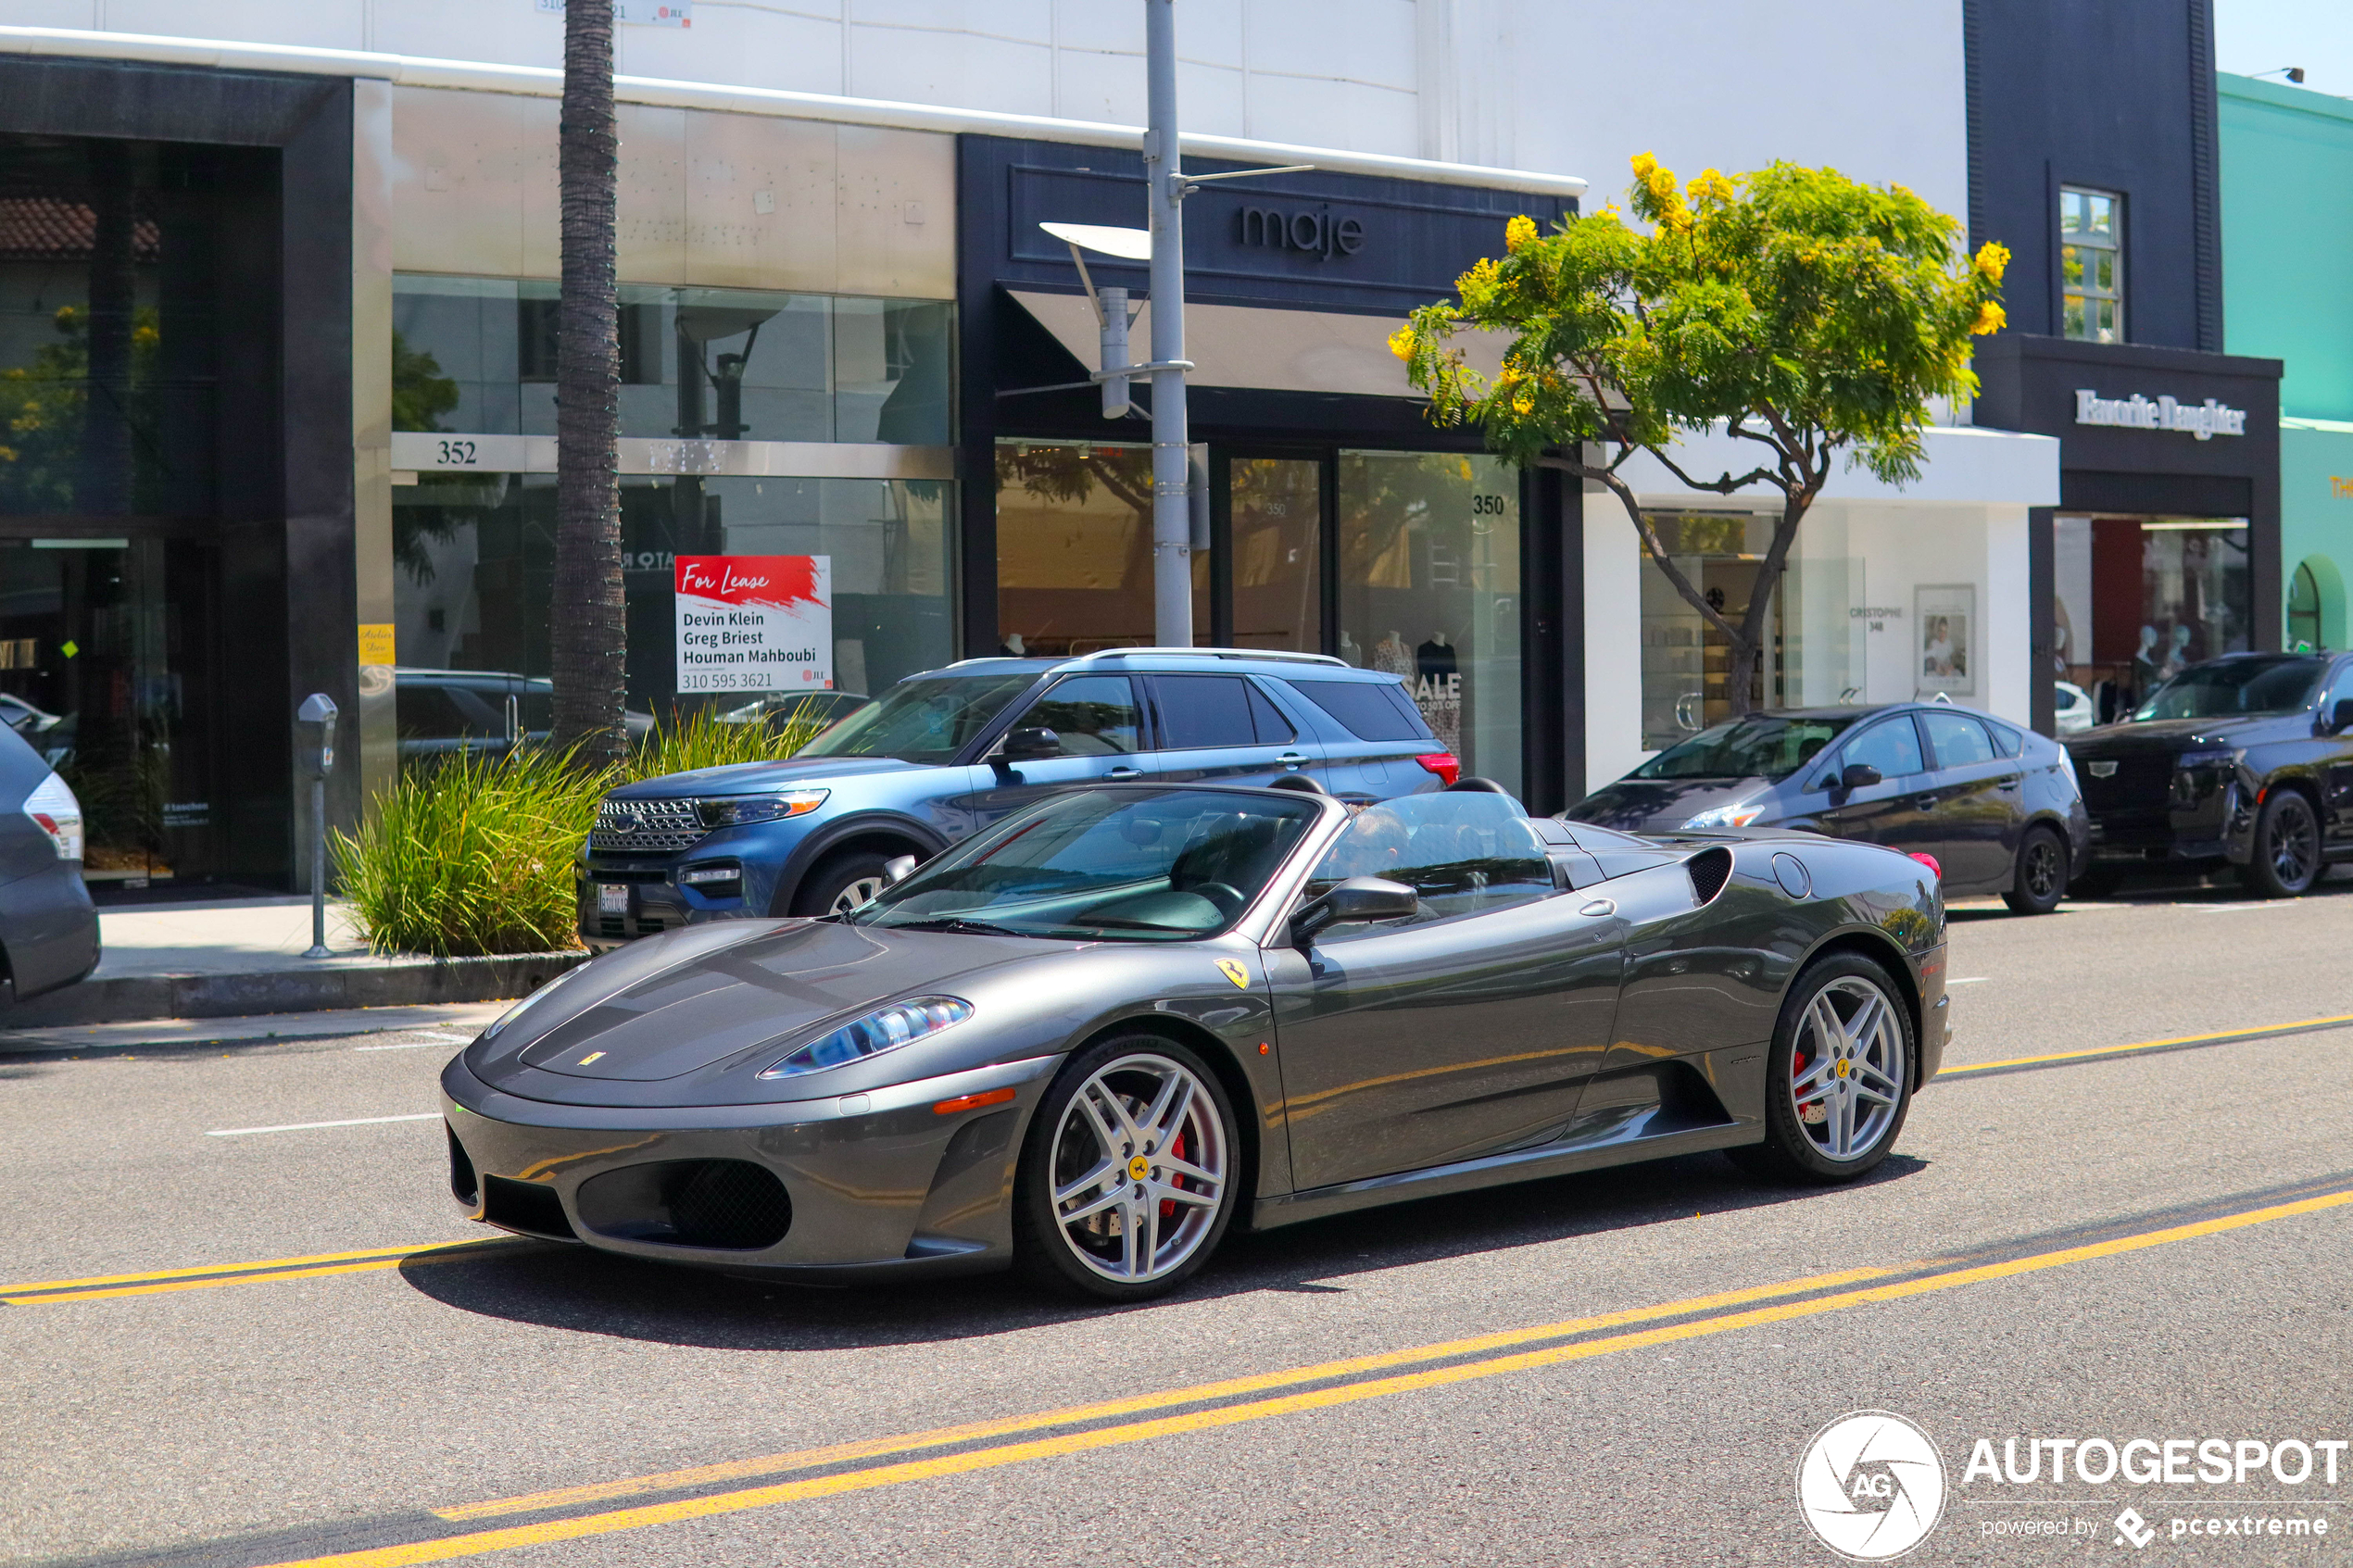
[2239, 788, 2322, 898]
[2003, 825, 2068, 915]
[786, 847, 899, 918]
[1013, 1034, 1240, 1302]
[1727, 952, 1914, 1185]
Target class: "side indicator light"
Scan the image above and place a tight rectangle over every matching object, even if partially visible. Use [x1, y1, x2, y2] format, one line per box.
[1258, 1042, 1271, 1055]
[932, 1086, 1017, 1116]
[1909, 852, 1942, 879]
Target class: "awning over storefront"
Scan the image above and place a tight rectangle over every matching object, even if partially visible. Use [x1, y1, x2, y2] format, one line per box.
[1006, 289, 1505, 400]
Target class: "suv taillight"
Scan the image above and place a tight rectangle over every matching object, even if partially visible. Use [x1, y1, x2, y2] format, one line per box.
[1414, 753, 1460, 786]
[23, 770, 82, 860]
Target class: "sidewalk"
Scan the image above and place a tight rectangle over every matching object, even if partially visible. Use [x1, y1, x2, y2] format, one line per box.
[0, 896, 585, 1033]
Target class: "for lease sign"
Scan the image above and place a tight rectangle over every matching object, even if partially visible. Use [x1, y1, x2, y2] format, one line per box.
[674, 555, 832, 694]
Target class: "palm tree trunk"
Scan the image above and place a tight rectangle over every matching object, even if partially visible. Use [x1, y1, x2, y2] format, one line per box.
[551, 0, 626, 762]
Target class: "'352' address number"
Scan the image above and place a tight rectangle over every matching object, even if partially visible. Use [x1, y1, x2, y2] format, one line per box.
[434, 438, 478, 465]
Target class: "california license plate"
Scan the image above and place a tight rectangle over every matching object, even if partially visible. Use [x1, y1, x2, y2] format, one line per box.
[598, 884, 628, 915]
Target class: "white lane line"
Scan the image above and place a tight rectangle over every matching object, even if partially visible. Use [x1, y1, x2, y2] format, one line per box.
[206, 1113, 440, 1137]
[1948, 976, 1990, 985]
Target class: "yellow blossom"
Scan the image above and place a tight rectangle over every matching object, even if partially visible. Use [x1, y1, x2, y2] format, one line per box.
[1387, 324, 1416, 361]
[1972, 240, 2010, 282]
[1510, 390, 1535, 416]
[1969, 300, 2007, 336]
[1630, 151, 1659, 181]
[1504, 214, 1539, 252]
[1688, 168, 1735, 207]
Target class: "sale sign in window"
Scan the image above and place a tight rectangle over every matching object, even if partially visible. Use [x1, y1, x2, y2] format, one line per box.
[674, 556, 833, 693]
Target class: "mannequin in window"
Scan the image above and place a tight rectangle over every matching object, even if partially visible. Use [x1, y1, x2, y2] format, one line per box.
[1373, 632, 1411, 679]
[1339, 629, 1362, 667]
[1000, 633, 1026, 658]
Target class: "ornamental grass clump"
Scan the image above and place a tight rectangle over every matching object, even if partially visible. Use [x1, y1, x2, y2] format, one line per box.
[334, 698, 837, 958]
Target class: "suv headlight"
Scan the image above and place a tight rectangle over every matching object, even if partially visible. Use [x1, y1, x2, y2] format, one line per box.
[697, 789, 827, 829]
[759, 997, 973, 1080]
[1681, 801, 1767, 830]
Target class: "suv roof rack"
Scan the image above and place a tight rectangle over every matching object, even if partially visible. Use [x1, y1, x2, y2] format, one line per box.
[1067, 646, 1349, 669]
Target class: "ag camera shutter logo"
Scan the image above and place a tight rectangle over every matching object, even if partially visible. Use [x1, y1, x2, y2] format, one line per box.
[1797, 1411, 1947, 1560]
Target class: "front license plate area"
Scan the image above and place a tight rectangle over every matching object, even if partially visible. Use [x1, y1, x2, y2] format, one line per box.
[598, 884, 628, 915]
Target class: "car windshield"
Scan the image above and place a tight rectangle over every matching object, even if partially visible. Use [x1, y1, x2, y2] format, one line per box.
[795, 673, 1037, 765]
[851, 787, 1322, 942]
[1630, 714, 1857, 781]
[2131, 658, 2325, 721]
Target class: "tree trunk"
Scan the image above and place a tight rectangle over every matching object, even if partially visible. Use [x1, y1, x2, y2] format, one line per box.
[551, 0, 626, 763]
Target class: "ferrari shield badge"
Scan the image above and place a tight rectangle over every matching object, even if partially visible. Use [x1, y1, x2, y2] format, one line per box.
[1214, 959, 1251, 989]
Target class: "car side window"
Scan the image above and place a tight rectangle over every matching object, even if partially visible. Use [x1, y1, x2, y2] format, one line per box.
[1151, 675, 1257, 749]
[1838, 716, 1926, 781]
[1920, 711, 1997, 768]
[1985, 720, 2024, 759]
[1244, 681, 1297, 744]
[397, 685, 486, 741]
[1027, 675, 1142, 756]
[2325, 663, 2353, 718]
[1303, 794, 1554, 939]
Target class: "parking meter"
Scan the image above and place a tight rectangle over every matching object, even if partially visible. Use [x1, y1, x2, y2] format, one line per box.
[297, 693, 338, 957]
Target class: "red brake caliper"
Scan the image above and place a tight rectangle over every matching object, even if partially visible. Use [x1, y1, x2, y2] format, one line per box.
[1160, 1129, 1187, 1221]
[1794, 1048, 1822, 1124]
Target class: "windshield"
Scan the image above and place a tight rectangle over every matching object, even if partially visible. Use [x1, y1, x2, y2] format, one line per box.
[795, 673, 1037, 765]
[1630, 714, 1857, 782]
[851, 788, 1322, 942]
[2131, 659, 2324, 721]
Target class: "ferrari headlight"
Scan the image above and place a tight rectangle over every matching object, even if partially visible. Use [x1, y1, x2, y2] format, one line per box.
[1681, 801, 1767, 830]
[697, 789, 827, 829]
[758, 996, 973, 1080]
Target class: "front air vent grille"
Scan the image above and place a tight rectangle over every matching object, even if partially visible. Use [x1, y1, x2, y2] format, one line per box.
[447, 1123, 478, 1207]
[481, 1174, 577, 1240]
[575, 1159, 794, 1251]
[590, 797, 706, 853]
[1687, 846, 1734, 905]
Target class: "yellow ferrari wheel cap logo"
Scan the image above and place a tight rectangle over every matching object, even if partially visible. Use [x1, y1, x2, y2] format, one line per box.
[1215, 959, 1250, 989]
[1127, 1154, 1151, 1180]
[1833, 1059, 1849, 1078]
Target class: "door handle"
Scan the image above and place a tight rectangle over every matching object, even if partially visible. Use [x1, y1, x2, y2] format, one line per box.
[1996, 774, 2022, 791]
[1277, 752, 1308, 770]
[1106, 766, 1142, 780]
[1578, 897, 1617, 917]
[1914, 794, 1939, 810]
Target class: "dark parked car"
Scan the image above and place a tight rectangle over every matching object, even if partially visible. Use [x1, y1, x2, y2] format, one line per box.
[2064, 650, 2353, 898]
[395, 668, 653, 760]
[448, 780, 1944, 1299]
[578, 649, 1463, 947]
[1568, 702, 2090, 914]
[0, 721, 99, 1004]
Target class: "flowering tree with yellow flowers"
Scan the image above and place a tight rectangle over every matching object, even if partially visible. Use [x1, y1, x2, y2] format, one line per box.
[1393, 155, 2008, 719]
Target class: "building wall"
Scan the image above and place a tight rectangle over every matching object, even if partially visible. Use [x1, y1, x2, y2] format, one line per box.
[2220, 75, 2353, 422]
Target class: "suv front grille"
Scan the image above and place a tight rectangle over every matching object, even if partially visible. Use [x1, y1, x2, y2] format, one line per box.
[591, 797, 705, 853]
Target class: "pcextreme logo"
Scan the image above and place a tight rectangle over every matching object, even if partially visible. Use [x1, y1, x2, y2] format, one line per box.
[1797, 1410, 1948, 1561]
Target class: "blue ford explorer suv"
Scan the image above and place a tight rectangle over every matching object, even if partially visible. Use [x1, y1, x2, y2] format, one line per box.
[578, 648, 1461, 947]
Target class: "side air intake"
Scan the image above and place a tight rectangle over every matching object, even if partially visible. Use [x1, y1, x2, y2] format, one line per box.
[1687, 846, 1734, 905]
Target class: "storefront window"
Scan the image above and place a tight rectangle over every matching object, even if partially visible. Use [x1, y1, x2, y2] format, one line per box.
[1336, 451, 1520, 793]
[2287, 560, 2323, 652]
[2054, 516, 2249, 721]
[995, 440, 1209, 656]
[392, 473, 953, 717]
[1229, 458, 1320, 653]
[1637, 513, 1783, 750]
[391, 277, 951, 445]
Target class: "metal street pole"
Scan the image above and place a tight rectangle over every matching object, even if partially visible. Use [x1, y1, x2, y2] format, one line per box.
[1144, 0, 1191, 647]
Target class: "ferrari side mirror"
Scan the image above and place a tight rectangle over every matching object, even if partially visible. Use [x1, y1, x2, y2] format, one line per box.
[1000, 725, 1062, 761]
[1840, 762, 1883, 791]
[1290, 876, 1417, 947]
[882, 854, 919, 885]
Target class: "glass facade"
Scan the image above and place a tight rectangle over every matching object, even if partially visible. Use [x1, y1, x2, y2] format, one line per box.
[392, 277, 952, 445]
[993, 440, 1206, 656]
[2053, 515, 2251, 721]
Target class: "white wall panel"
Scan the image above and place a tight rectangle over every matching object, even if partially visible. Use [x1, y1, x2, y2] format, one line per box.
[1242, 78, 1419, 160]
[684, 110, 837, 293]
[1245, 0, 1418, 95]
[835, 124, 956, 298]
[847, 21, 1054, 116]
[618, 9, 849, 94]
[100, 0, 362, 50]
[1583, 486, 1648, 793]
[615, 103, 689, 283]
[392, 86, 535, 278]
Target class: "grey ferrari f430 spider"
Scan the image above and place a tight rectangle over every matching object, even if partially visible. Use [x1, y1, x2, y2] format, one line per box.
[443, 780, 1946, 1300]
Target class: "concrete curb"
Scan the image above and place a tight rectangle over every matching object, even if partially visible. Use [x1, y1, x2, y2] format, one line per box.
[1, 950, 588, 1028]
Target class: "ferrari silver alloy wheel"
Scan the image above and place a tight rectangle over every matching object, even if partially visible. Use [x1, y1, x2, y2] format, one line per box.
[829, 875, 886, 915]
[1789, 975, 1906, 1163]
[1049, 1052, 1228, 1284]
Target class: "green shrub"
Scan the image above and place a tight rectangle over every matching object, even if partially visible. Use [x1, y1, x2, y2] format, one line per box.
[334, 700, 835, 958]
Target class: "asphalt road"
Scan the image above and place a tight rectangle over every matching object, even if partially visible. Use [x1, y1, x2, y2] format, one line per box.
[4, 872, 2350, 1568]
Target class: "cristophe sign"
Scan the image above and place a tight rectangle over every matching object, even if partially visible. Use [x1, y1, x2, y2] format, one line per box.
[673, 555, 832, 694]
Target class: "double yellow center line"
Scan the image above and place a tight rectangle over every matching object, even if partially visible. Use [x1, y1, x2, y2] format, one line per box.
[1938, 1010, 2353, 1078]
[0, 1239, 506, 1306]
[244, 1179, 2353, 1568]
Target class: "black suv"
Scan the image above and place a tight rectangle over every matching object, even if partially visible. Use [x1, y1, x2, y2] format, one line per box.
[2064, 651, 2353, 897]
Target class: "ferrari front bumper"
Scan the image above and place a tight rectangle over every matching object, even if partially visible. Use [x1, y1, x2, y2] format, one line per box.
[439, 1052, 1059, 1282]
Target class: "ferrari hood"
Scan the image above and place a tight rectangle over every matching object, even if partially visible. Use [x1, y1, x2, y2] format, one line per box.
[476, 919, 1062, 1088]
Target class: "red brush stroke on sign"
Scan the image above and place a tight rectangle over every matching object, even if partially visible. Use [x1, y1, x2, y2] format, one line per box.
[673, 555, 824, 609]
